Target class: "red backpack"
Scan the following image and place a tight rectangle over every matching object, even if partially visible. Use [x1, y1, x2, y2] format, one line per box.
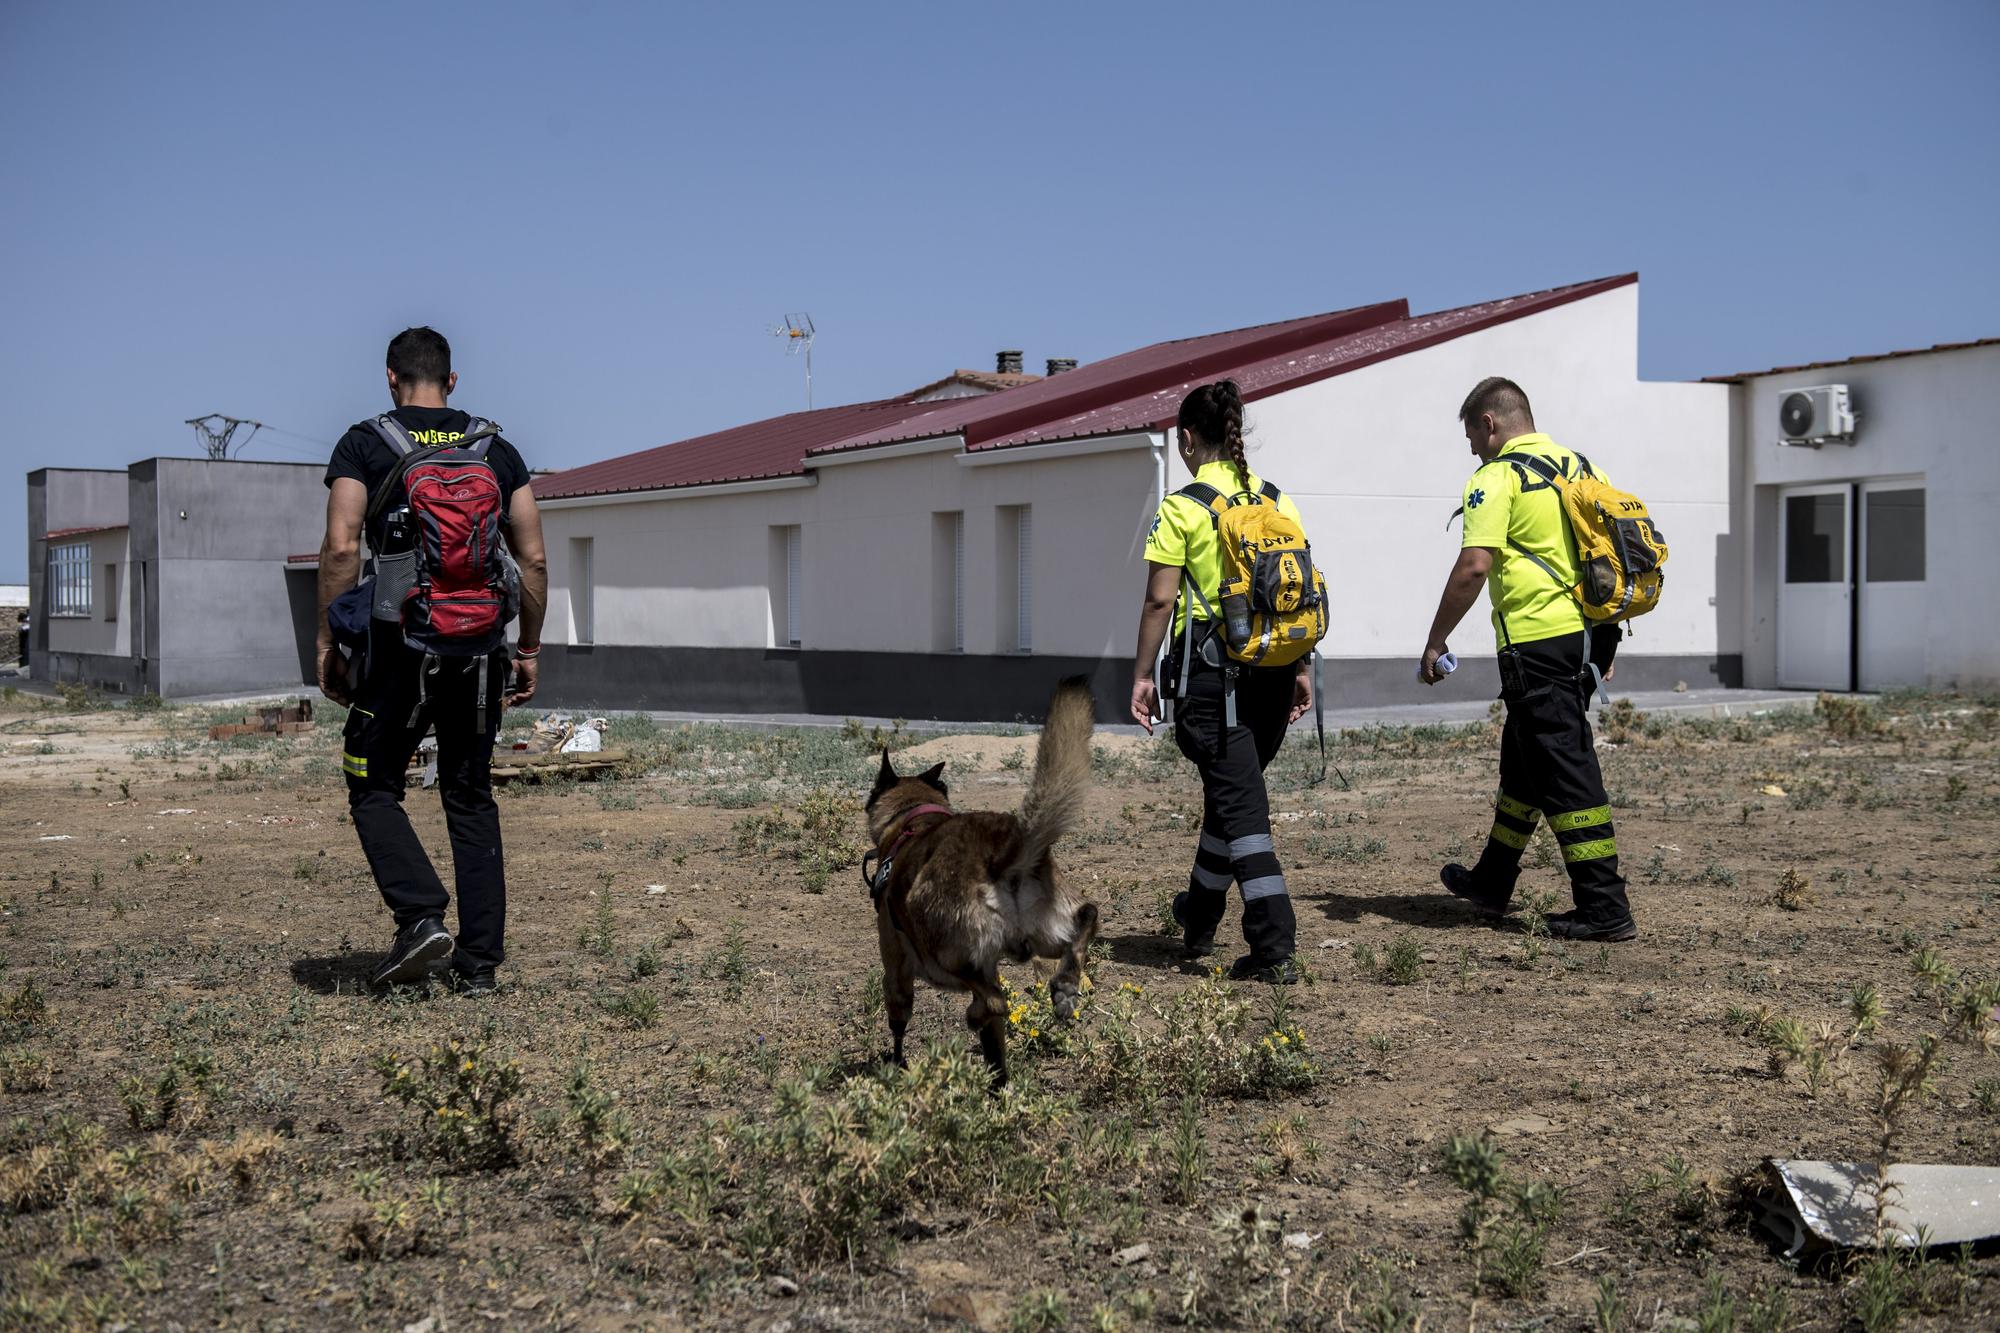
[366, 415, 521, 660]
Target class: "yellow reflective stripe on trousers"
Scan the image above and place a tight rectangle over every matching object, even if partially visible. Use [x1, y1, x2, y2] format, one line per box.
[1494, 792, 1540, 821]
[1488, 822, 1530, 850]
[342, 752, 368, 777]
[1549, 805, 1612, 833]
[1562, 837, 1617, 863]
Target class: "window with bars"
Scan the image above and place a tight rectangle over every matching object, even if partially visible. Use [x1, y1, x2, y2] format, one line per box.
[47, 542, 91, 617]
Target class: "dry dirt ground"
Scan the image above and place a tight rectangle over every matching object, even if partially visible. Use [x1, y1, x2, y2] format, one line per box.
[1, 687, 1997, 1332]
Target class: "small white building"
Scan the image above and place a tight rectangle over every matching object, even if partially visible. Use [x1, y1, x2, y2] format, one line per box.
[1711, 338, 2000, 692]
[533, 275, 1737, 719]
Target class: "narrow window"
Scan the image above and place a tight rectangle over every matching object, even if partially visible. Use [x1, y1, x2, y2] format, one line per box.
[569, 536, 594, 644]
[932, 511, 964, 652]
[103, 565, 119, 621]
[771, 525, 802, 647]
[786, 525, 802, 647]
[1016, 506, 1032, 652]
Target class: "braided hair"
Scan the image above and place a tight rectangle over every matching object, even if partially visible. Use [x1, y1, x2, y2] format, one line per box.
[1177, 379, 1250, 491]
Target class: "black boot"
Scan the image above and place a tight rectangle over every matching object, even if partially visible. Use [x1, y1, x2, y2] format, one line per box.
[1230, 895, 1296, 982]
[1441, 863, 1512, 917]
[1173, 888, 1227, 959]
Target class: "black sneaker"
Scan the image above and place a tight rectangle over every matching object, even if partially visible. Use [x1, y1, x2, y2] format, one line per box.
[452, 966, 498, 997]
[368, 917, 453, 990]
[1172, 891, 1218, 959]
[1544, 910, 1638, 943]
[1227, 954, 1298, 985]
[1440, 864, 1510, 918]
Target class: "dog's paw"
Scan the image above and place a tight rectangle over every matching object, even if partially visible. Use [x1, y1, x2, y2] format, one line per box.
[1050, 983, 1081, 1022]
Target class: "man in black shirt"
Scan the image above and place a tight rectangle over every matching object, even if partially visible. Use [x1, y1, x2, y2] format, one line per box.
[316, 327, 548, 994]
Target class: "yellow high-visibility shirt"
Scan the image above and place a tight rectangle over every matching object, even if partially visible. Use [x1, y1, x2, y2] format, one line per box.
[1144, 460, 1305, 636]
[1459, 432, 1600, 647]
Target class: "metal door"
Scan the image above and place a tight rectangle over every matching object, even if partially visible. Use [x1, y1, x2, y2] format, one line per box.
[1777, 484, 1852, 690]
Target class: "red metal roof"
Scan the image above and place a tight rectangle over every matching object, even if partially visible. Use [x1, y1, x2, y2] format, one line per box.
[536, 395, 934, 501]
[978, 276, 1639, 450]
[537, 274, 1639, 500]
[1701, 336, 2000, 384]
[809, 300, 1410, 458]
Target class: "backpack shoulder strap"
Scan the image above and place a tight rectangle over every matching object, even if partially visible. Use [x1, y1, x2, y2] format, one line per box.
[370, 415, 418, 456]
[1572, 451, 1597, 479]
[459, 418, 500, 458]
[1257, 480, 1280, 503]
[1176, 481, 1227, 529]
[1508, 451, 1563, 485]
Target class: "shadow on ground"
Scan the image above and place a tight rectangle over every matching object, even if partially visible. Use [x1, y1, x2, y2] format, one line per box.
[288, 953, 382, 995]
[1311, 888, 1518, 934]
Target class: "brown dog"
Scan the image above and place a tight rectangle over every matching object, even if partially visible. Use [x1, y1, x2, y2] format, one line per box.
[865, 677, 1099, 1087]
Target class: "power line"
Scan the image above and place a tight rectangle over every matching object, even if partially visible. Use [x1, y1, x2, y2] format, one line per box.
[185, 413, 264, 459]
[181, 416, 337, 460]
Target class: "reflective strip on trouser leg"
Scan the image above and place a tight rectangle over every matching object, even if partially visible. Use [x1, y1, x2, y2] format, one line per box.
[1551, 805, 1616, 864]
[1483, 789, 1539, 852]
[1228, 832, 1288, 903]
[1191, 827, 1233, 890]
[342, 752, 369, 778]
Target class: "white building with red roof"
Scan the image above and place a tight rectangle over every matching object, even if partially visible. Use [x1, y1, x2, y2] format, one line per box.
[532, 274, 1741, 719]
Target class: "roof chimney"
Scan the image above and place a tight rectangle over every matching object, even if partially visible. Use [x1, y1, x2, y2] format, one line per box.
[1045, 357, 1077, 376]
[996, 349, 1024, 376]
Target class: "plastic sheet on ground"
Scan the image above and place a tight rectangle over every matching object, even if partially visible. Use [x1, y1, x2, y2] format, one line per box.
[1758, 1159, 2000, 1255]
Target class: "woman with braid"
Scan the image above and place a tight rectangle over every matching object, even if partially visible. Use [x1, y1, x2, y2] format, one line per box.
[1129, 380, 1311, 983]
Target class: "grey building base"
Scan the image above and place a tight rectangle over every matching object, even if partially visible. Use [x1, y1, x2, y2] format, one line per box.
[32, 651, 144, 695]
[540, 646, 1744, 723]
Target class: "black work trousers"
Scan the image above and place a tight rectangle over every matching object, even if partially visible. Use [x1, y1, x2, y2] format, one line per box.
[343, 635, 510, 969]
[1172, 660, 1298, 962]
[1469, 634, 1633, 926]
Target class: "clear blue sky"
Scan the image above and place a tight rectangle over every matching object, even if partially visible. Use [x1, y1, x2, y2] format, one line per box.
[4, 0, 1996, 581]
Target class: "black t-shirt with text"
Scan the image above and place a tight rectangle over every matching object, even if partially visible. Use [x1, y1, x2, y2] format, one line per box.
[323, 406, 530, 552]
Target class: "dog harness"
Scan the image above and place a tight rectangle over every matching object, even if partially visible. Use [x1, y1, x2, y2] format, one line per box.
[860, 802, 954, 905]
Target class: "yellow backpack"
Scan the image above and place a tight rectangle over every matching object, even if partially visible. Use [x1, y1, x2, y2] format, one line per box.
[1507, 452, 1667, 623]
[1177, 479, 1328, 667]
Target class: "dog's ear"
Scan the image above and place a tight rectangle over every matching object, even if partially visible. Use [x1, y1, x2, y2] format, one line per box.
[868, 748, 897, 805]
[917, 761, 948, 797]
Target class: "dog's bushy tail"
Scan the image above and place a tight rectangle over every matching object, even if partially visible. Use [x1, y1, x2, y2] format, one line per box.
[1003, 676, 1095, 879]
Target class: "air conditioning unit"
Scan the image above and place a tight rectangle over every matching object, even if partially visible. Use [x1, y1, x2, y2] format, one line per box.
[1776, 384, 1856, 446]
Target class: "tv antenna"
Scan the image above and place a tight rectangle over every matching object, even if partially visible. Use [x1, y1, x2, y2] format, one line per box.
[771, 313, 816, 409]
[185, 413, 265, 459]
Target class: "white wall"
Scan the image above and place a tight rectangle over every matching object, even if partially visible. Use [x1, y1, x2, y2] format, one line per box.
[1729, 344, 2000, 690]
[1251, 284, 1731, 661]
[540, 441, 1160, 659]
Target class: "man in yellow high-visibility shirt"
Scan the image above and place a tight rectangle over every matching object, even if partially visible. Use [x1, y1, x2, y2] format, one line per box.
[1418, 377, 1636, 942]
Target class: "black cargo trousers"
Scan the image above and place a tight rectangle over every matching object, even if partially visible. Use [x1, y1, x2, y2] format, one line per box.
[1467, 633, 1633, 926]
[1172, 658, 1299, 963]
[342, 635, 510, 970]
